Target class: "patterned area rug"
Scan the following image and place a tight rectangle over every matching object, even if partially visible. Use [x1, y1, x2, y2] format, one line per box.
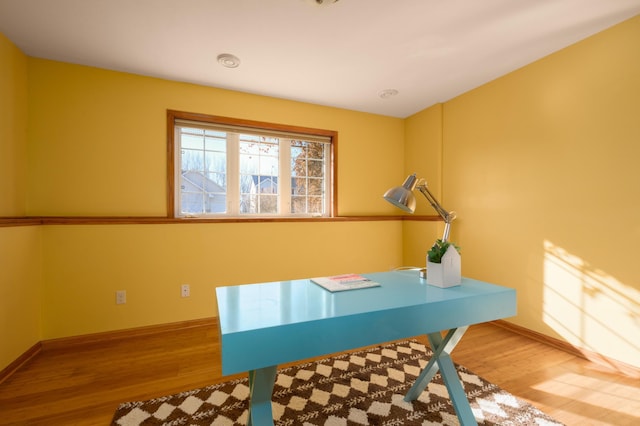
[111, 340, 563, 425]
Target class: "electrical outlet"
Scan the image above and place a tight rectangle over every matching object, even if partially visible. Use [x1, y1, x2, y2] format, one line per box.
[181, 284, 190, 297]
[116, 290, 126, 304]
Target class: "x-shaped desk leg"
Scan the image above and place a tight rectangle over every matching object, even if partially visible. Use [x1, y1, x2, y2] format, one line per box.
[404, 326, 477, 426]
[247, 365, 277, 426]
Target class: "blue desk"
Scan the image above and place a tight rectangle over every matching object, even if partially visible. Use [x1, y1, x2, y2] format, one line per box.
[216, 270, 516, 425]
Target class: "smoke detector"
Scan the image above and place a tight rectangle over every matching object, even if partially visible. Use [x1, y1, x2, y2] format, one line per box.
[378, 89, 399, 99]
[217, 53, 241, 68]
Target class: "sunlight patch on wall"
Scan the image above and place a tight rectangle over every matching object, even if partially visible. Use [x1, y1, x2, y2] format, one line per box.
[542, 240, 639, 368]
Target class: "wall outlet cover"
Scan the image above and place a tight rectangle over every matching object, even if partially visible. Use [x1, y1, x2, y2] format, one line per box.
[181, 284, 190, 297]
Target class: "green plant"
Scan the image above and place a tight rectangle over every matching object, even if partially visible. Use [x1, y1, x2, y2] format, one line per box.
[427, 239, 461, 263]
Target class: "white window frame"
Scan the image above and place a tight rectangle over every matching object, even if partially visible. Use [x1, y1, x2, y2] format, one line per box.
[168, 111, 336, 219]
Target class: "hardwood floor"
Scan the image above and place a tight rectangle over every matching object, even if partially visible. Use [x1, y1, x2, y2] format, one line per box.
[0, 321, 638, 425]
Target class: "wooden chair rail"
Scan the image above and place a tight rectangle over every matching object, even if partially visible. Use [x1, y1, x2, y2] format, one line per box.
[1, 215, 441, 227]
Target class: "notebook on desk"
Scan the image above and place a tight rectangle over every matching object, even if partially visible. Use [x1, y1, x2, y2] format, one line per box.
[310, 274, 381, 292]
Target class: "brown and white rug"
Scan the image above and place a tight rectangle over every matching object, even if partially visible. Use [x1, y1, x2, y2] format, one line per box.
[111, 340, 563, 425]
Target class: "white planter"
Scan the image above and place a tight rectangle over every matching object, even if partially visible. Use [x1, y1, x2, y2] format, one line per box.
[426, 245, 461, 288]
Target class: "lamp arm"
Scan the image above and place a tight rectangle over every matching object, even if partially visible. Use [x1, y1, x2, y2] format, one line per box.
[416, 184, 450, 222]
[416, 183, 455, 242]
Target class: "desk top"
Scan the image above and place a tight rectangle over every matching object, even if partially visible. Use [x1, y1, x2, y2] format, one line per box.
[216, 270, 516, 375]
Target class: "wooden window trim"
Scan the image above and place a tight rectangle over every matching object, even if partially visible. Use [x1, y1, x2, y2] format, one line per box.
[167, 110, 338, 219]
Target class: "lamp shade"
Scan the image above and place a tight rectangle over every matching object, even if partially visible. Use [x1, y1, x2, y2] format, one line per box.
[383, 174, 418, 213]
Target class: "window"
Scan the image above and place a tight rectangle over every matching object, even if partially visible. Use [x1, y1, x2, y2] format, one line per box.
[167, 111, 336, 218]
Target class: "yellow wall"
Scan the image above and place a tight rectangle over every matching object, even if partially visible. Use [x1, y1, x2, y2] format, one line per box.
[0, 32, 27, 216]
[41, 221, 402, 337]
[26, 59, 404, 217]
[2, 14, 639, 371]
[0, 227, 42, 370]
[0, 33, 43, 370]
[24, 59, 407, 339]
[402, 105, 445, 267]
[431, 15, 639, 368]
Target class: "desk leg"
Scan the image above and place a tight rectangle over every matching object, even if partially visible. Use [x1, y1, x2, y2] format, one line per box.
[404, 326, 477, 426]
[247, 366, 277, 426]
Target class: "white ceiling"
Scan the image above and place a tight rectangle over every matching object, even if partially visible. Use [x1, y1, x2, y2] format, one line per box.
[1, 0, 639, 118]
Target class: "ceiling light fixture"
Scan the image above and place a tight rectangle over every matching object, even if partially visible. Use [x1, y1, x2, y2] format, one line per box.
[378, 89, 399, 99]
[315, 0, 339, 4]
[217, 53, 241, 68]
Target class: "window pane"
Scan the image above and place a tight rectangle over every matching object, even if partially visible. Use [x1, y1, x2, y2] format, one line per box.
[203, 151, 214, 172]
[289, 140, 326, 215]
[259, 195, 277, 214]
[308, 178, 323, 196]
[182, 133, 203, 149]
[240, 140, 260, 155]
[292, 177, 306, 195]
[306, 141, 324, 159]
[239, 153, 258, 174]
[181, 169, 205, 214]
[205, 192, 226, 213]
[238, 136, 280, 215]
[291, 196, 306, 214]
[258, 176, 277, 193]
[291, 146, 303, 160]
[210, 153, 226, 173]
[181, 149, 203, 172]
[239, 175, 254, 194]
[205, 135, 226, 151]
[178, 126, 228, 215]
[259, 155, 278, 176]
[181, 192, 204, 214]
[207, 172, 226, 188]
[308, 159, 323, 177]
[308, 196, 323, 214]
[181, 171, 203, 188]
[291, 159, 306, 177]
[240, 194, 252, 213]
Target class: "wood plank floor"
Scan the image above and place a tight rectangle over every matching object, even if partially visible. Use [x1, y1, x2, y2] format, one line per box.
[0, 321, 638, 425]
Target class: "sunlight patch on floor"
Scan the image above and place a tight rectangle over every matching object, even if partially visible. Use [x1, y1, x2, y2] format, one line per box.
[531, 372, 640, 418]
